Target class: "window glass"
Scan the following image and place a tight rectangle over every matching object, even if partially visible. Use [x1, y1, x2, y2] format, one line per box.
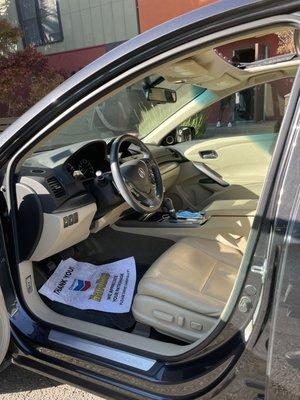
[181, 77, 294, 141]
[17, 0, 43, 46]
[17, 0, 63, 46]
[39, 0, 63, 44]
[40, 76, 206, 151]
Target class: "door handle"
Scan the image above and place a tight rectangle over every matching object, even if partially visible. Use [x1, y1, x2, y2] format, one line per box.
[199, 150, 218, 159]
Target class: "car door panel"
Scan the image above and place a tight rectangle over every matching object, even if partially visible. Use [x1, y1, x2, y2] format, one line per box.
[168, 133, 276, 212]
[184, 133, 276, 187]
[165, 161, 214, 210]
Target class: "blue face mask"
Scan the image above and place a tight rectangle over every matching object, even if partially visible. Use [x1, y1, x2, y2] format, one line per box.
[176, 211, 204, 220]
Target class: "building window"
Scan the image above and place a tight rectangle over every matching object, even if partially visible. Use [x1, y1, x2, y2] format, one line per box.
[16, 0, 63, 47]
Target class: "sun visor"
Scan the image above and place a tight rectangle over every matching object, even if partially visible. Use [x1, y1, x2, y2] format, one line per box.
[204, 73, 240, 90]
[164, 59, 215, 81]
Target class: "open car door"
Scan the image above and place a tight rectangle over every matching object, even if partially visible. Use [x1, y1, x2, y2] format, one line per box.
[0, 286, 10, 370]
[266, 183, 300, 398]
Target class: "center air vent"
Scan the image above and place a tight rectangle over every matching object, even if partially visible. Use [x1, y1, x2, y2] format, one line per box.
[47, 176, 66, 198]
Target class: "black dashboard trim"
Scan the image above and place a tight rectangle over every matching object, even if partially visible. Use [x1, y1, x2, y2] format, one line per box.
[53, 193, 96, 214]
[17, 183, 44, 261]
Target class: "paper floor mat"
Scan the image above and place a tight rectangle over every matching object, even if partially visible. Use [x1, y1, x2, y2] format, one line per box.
[39, 257, 136, 313]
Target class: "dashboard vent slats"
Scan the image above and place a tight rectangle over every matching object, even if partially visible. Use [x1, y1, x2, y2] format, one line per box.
[47, 176, 66, 198]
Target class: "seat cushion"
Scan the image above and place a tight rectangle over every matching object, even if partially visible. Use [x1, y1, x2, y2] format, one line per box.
[133, 237, 242, 317]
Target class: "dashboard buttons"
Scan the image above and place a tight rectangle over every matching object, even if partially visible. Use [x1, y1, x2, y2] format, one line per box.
[73, 212, 78, 223]
[63, 212, 79, 228]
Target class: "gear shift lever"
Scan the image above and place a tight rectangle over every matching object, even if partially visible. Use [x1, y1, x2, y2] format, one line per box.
[163, 197, 177, 220]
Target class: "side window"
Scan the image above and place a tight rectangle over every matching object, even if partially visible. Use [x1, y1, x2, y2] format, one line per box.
[16, 0, 63, 47]
[179, 77, 294, 141]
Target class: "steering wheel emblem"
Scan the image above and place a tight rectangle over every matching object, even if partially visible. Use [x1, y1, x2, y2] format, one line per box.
[138, 167, 146, 179]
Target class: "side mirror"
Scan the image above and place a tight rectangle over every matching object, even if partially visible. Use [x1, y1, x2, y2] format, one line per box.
[146, 87, 177, 103]
[176, 126, 195, 143]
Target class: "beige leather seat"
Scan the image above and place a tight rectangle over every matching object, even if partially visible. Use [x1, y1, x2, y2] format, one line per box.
[132, 237, 242, 342]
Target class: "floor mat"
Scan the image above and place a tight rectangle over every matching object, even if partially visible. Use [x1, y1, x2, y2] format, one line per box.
[35, 227, 174, 332]
[73, 226, 174, 267]
[41, 261, 149, 331]
[39, 257, 136, 313]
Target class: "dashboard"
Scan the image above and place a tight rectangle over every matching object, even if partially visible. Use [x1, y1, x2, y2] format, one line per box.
[17, 139, 184, 262]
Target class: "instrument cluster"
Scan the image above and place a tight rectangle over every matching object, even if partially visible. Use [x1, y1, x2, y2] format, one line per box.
[64, 141, 110, 180]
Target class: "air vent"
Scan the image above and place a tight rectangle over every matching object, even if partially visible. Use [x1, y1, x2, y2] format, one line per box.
[31, 169, 46, 174]
[47, 176, 66, 198]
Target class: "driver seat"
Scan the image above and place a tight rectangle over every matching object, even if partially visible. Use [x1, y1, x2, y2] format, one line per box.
[132, 237, 242, 342]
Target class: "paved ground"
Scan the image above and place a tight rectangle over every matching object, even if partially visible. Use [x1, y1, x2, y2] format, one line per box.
[0, 364, 104, 400]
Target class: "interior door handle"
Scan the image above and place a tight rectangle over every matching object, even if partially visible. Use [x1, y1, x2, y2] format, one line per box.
[199, 150, 218, 159]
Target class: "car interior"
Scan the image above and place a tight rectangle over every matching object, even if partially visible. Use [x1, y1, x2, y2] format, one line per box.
[9, 24, 300, 356]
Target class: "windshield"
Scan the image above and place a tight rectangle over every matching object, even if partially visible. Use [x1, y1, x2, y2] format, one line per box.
[39, 75, 206, 151]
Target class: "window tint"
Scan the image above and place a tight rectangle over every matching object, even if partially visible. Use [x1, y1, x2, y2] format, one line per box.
[16, 0, 63, 46]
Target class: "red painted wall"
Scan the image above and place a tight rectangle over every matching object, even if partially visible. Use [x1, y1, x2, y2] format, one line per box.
[137, 0, 217, 32]
[47, 44, 107, 75]
[216, 34, 279, 59]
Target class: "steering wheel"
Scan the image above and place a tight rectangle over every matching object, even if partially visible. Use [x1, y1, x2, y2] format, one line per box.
[110, 134, 164, 213]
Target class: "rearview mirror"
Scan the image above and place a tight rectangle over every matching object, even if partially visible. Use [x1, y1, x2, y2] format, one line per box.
[176, 126, 195, 143]
[146, 87, 177, 103]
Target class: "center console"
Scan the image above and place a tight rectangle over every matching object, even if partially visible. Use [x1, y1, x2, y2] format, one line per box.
[117, 198, 210, 229]
[113, 198, 255, 255]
